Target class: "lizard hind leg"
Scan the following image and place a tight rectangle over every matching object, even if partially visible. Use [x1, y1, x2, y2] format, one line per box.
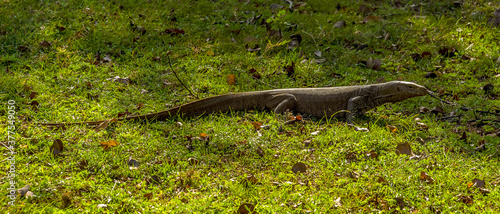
[346, 96, 375, 124]
[265, 93, 297, 114]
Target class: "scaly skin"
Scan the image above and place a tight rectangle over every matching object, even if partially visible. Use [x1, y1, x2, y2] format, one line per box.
[37, 81, 429, 127]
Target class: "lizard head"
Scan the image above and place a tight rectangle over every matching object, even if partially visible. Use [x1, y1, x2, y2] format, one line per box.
[376, 81, 429, 102]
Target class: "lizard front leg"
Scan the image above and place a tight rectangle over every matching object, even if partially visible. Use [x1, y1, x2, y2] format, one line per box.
[346, 96, 376, 124]
[265, 93, 297, 114]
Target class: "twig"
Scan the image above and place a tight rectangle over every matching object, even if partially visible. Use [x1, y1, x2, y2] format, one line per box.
[438, 115, 461, 121]
[468, 119, 500, 123]
[476, 110, 500, 117]
[167, 55, 198, 99]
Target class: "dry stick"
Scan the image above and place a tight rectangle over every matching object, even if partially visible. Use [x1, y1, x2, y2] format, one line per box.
[167, 55, 198, 99]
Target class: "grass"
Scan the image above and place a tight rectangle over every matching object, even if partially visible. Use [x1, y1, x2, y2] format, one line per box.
[1, 0, 500, 212]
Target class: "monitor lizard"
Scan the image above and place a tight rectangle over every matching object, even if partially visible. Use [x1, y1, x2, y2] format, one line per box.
[37, 81, 435, 127]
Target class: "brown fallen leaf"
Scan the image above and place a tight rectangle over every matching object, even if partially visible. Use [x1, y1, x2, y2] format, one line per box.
[18, 45, 30, 52]
[457, 194, 473, 205]
[430, 106, 445, 115]
[29, 91, 38, 99]
[256, 146, 264, 157]
[472, 178, 486, 188]
[395, 142, 414, 156]
[144, 192, 153, 200]
[248, 68, 261, 79]
[39, 40, 51, 48]
[292, 162, 307, 173]
[99, 140, 119, 149]
[459, 132, 467, 141]
[386, 125, 397, 133]
[394, 197, 405, 209]
[237, 203, 255, 214]
[95, 118, 117, 132]
[61, 192, 72, 208]
[420, 171, 435, 184]
[362, 15, 383, 23]
[287, 34, 302, 49]
[416, 122, 428, 129]
[227, 74, 236, 85]
[251, 121, 262, 130]
[366, 58, 381, 70]
[50, 139, 64, 155]
[285, 62, 295, 78]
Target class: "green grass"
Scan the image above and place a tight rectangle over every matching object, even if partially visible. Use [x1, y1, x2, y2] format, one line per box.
[1, 0, 500, 212]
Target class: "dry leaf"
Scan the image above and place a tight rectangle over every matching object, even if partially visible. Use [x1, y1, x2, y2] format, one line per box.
[394, 197, 405, 209]
[419, 107, 430, 113]
[251, 121, 262, 130]
[460, 132, 467, 141]
[61, 193, 72, 208]
[227, 74, 236, 85]
[95, 118, 117, 132]
[377, 176, 387, 183]
[334, 21, 345, 28]
[472, 178, 485, 188]
[457, 194, 473, 205]
[17, 184, 30, 196]
[256, 146, 264, 157]
[25, 191, 36, 199]
[292, 162, 307, 173]
[29, 91, 38, 99]
[420, 171, 435, 184]
[50, 139, 64, 155]
[39, 40, 51, 48]
[386, 125, 397, 133]
[366, 58, 381, 70]
[99, 140, 119, 149]
[287, 34, 302, 49]
[416, 122, 428, 129]
[200, 132, 208, 138]
[395, 142, 414, 156]
[144, 193, 153, 200]
[362, 15, 383, 23]
[237, 203, 255, 214]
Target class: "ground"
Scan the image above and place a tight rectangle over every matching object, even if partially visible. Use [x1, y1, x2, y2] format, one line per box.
[0, 0, 499, 213]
